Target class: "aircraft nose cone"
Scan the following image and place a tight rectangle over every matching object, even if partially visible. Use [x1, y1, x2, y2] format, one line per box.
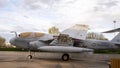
[10, 38, 15, 45]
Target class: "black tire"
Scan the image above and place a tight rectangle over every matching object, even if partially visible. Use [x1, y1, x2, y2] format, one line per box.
[62, 54, 69, 61]
[28, 55, 32, 59]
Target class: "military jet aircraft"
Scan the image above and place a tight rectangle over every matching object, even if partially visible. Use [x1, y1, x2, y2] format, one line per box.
[10, 24, 118, 61]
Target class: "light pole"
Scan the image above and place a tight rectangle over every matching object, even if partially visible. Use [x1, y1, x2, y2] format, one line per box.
[113, 20, 116, 29]
[113, 20, 116, 36]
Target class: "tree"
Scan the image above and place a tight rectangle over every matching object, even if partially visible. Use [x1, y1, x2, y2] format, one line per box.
[0, 36, 6, 47]
[86, 32, 108, 40]
[48, 26, 60, 35]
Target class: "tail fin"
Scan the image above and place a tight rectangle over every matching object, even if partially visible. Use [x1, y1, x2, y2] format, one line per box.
[111, 33, 120, 44]
[61, 24, 89, 40]
[103, 28, 120, 44]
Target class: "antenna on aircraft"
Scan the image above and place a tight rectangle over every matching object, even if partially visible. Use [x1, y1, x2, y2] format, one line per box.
[10, 31, 17, 37]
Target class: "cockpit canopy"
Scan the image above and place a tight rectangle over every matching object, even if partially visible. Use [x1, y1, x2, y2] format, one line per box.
[18, 32, 44, 38]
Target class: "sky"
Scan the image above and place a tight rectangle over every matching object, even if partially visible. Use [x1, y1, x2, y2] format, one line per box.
[0, 0, 120, 41]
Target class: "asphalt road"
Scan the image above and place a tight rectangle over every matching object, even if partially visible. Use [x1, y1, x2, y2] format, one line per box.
[0, 51, 120, 68]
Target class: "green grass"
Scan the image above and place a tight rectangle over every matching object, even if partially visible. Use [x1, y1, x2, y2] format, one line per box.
[0, 48, 27, 51]
[94, 49, 120, 54]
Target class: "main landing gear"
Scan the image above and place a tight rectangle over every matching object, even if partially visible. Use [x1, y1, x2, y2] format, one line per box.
[62, 53, 69, 61]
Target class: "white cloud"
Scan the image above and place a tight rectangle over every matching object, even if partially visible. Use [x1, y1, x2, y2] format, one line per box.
[94, 0, 119, 11]
[0, 0, 120, 40]
[0, 11, 54, 33]
[0, 0, 10, 7]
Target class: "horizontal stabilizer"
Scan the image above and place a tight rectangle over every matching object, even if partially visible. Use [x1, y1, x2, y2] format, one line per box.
[103, 28, 120, 33]
[38, 46, 93, 53]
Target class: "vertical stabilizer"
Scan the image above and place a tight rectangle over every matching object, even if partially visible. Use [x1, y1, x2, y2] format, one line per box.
[103, 28, 120, 44]
[111, 33, 120, 44]
[61, 24, 89, 40]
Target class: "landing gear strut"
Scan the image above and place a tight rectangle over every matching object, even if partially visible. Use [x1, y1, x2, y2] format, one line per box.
[28, 55, 32, 59]
[27, 50, 34, 59]
[62, 53, 69, 61]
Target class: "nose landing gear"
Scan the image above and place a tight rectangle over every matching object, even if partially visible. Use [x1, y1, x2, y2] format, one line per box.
[28, 55, 32, 59]
[27, 50, 35, 59]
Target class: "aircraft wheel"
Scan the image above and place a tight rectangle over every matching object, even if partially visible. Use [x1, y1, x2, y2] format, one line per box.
[28, 55, 32, 59]
[62, 54, 69, 61]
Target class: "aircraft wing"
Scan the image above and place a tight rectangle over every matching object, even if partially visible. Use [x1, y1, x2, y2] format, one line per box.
[38, 46, 93, 53]
[38, 34, 53, 41]
[103, 28, 120, 33]
[61, 24, 89, 40]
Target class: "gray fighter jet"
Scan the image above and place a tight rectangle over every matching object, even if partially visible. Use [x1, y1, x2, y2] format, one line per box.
[10, 25, 118, 61]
